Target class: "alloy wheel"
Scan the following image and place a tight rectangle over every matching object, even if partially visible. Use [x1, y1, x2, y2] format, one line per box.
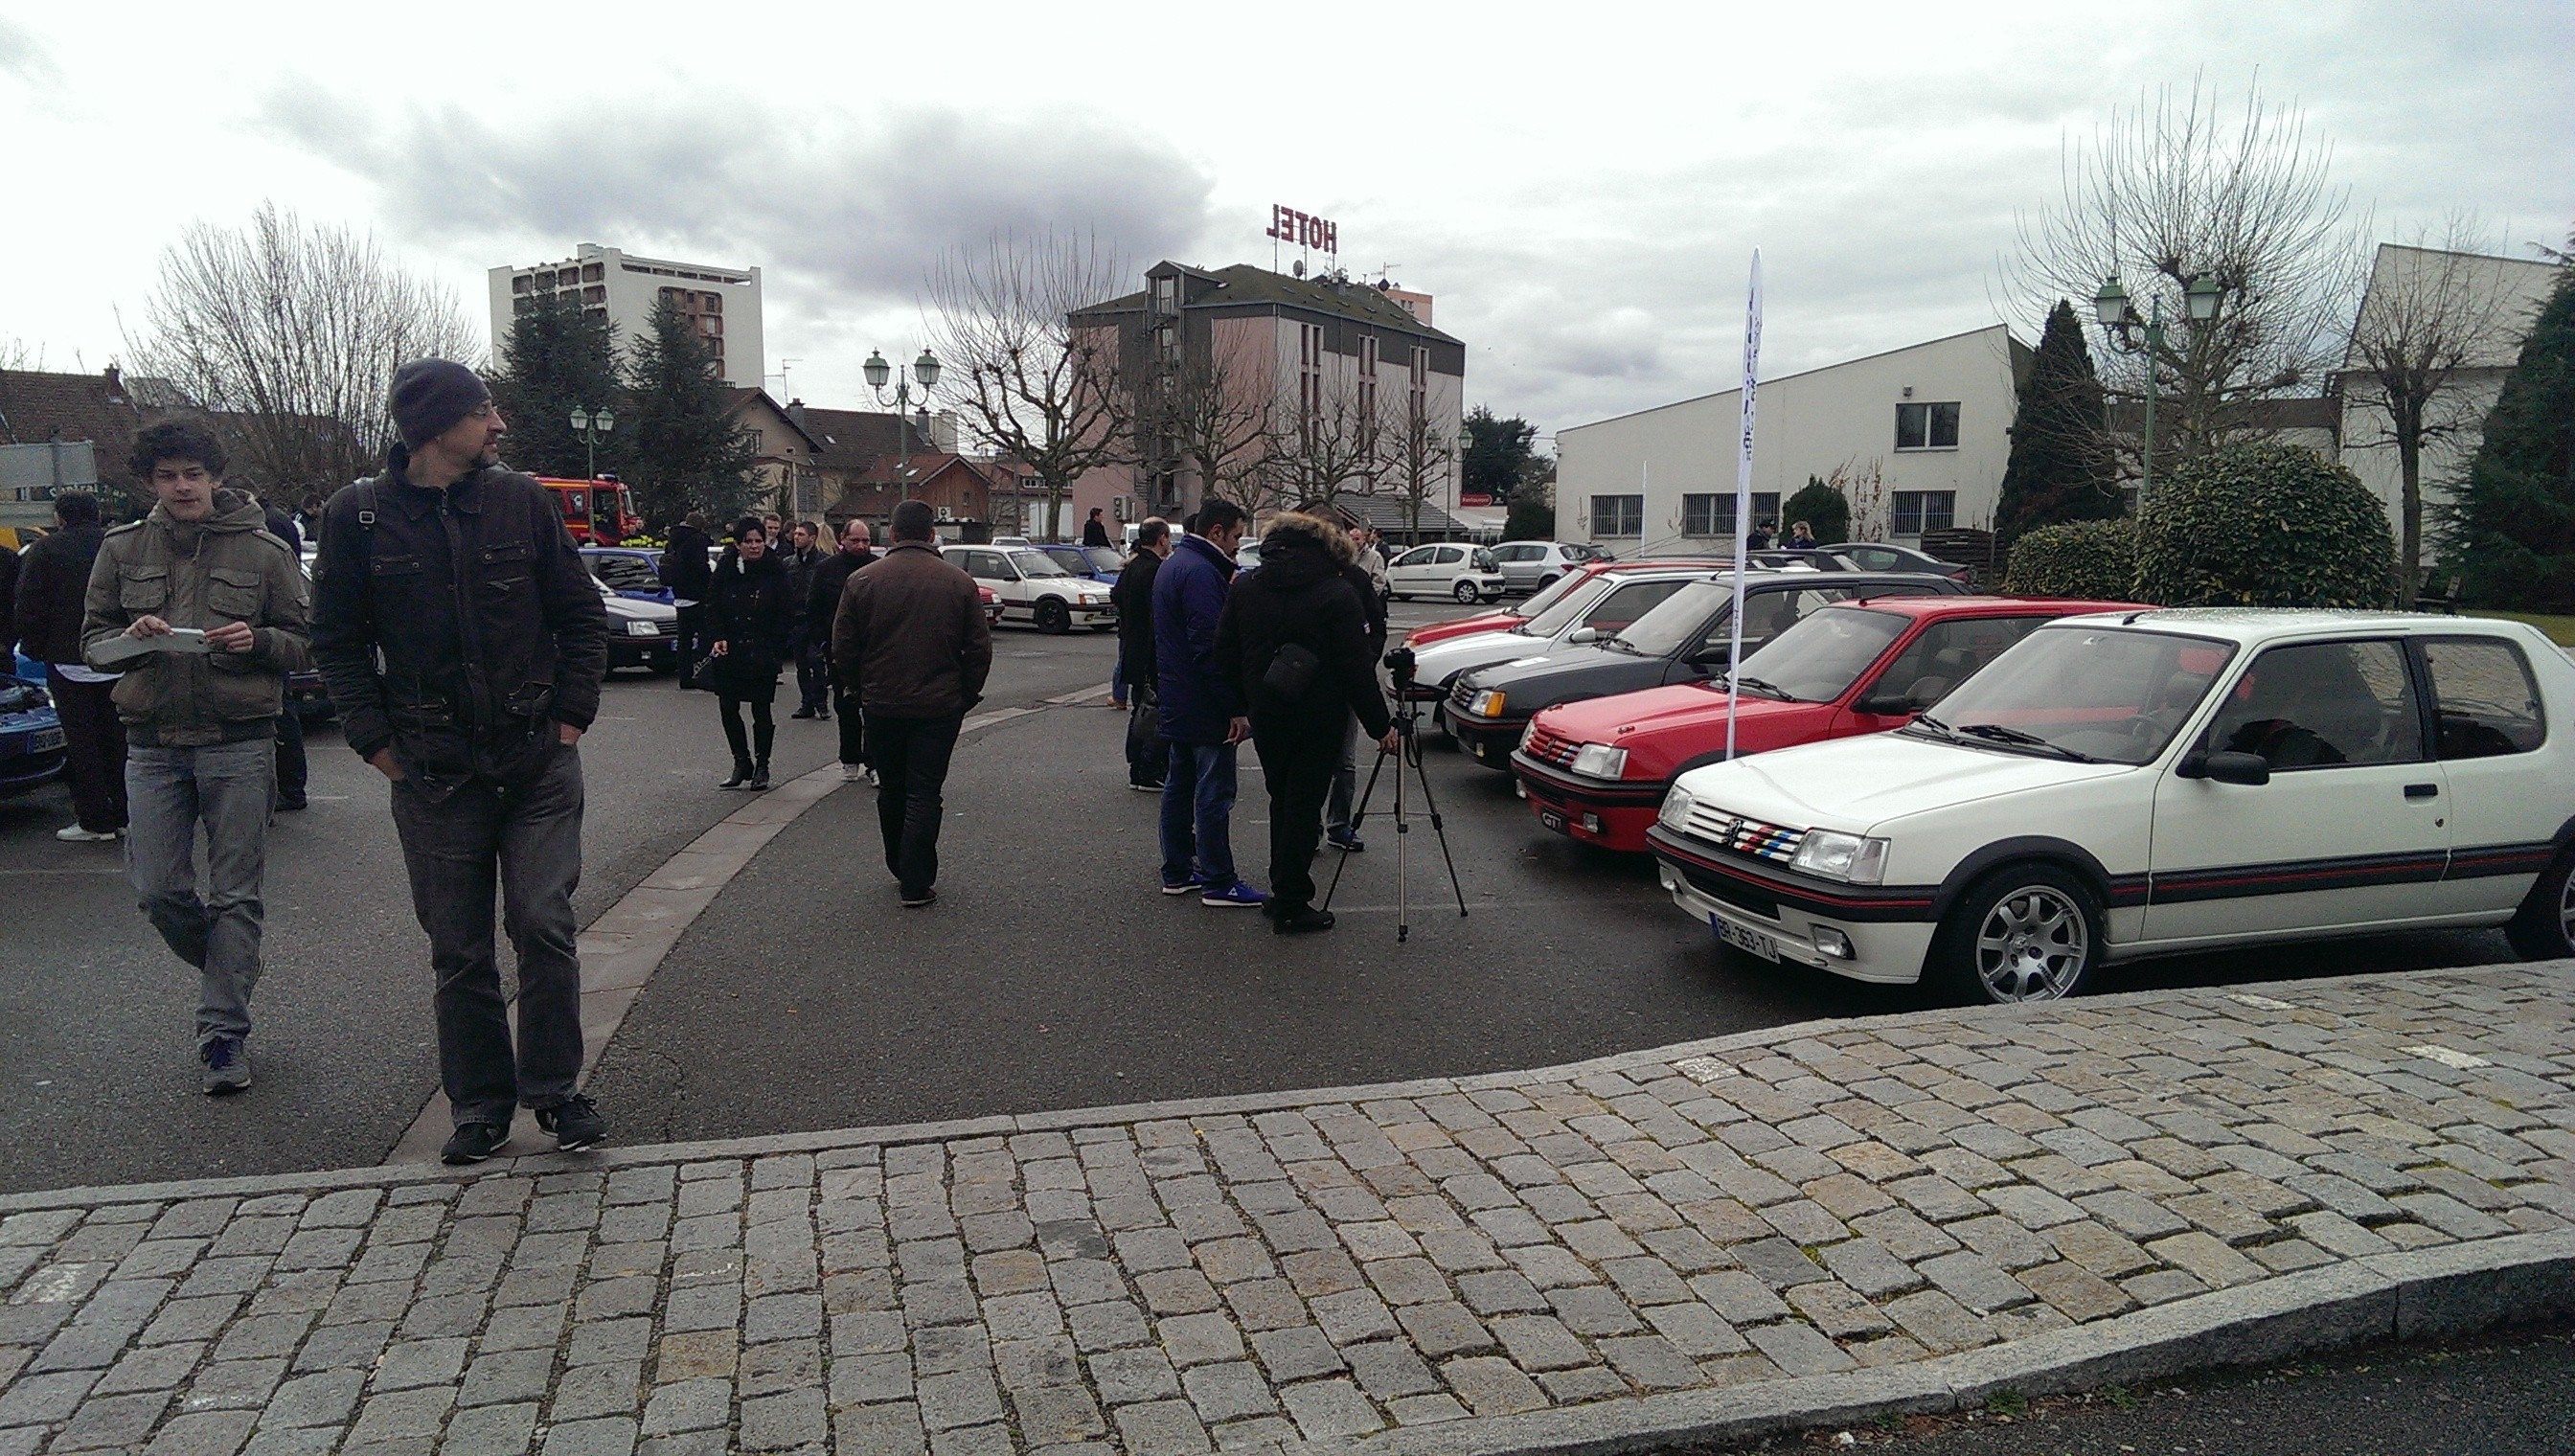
[1973, 885, 2088, 1002]
[2559, 870, 2575, 950]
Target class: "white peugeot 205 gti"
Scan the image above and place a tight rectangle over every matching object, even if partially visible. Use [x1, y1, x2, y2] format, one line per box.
[1650, 608, 2575, 1004]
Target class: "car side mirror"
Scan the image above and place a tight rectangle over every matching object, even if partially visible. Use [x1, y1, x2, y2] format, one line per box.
[1566, 627, 1601, 645]
[2180, 750, 2270, 786]
[1688, 645, 1733, 668]
[1854, 693, 1912, 717]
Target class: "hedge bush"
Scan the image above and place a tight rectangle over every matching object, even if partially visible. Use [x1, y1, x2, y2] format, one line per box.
[2133, 443, 2398, 608]
[1780, 479, 1849, 543]
[2001, 518, 2139, 600]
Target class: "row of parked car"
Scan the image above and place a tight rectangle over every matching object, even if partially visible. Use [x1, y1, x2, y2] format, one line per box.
[1398, 555, 2575, 1007]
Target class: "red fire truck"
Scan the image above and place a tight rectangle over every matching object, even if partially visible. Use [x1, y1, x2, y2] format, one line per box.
[536, 476, 642, 544]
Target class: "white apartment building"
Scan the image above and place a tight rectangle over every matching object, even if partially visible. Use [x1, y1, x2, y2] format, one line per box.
[1557, 325, 2027, 552]
[488, 243, 766, 389]
[2334, 244, 2560, 549]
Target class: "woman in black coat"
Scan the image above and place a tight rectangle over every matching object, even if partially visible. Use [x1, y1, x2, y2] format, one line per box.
[705, 517, 794, 789]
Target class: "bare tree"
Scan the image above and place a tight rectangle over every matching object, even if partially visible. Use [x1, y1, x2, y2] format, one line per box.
[2012, 78, 2364, 473]
[1149, 330, 1273, 514]
[126, 202, 479, 493]
[1378, 392, 1458, 538]
[1256, 370, 1381, 512]
[2342, 219, 2533, 591]
[0, 337, 40, 371]
[924, 229, 1133, 541]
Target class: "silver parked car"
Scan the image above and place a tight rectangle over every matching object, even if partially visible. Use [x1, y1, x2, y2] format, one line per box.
[1487, 540, 1610, 594]
[1401, 565, 1718, 701]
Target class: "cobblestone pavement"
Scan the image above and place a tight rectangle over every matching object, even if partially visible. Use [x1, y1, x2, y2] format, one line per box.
[3, 965, 2572, 1456]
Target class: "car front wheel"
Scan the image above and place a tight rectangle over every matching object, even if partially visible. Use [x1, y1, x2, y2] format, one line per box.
[1931, 863, 2100, 1004]
[1452, 580, 1481, 603]
[2505, 852, 2575, 959]
[1035, 598, 1071, 634]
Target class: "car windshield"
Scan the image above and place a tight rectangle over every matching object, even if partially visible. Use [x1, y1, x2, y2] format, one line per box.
[1082, 546, 1124, 573]
[1510, 570, 1589, 620]
[1011, 550, 1073, 578]
[1564, 544, 1605, 563]
[1608, 580, 1734, 657]
[587, 554, 660, 591]
[1726, 607, 1909, 702]
[1916, 626, 2237, 765]
[1518, 575, 1624, 636]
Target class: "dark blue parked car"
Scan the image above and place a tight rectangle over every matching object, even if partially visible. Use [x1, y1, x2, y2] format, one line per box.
[581, 547, 674, 604]
[1, 654, 66, 798]
[1034, 543, 1124, 584]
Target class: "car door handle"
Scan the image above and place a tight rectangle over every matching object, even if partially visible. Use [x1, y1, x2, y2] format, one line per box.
[2404, 783, 2439, 800]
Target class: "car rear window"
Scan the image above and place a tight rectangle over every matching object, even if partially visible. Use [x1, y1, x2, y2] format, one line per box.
[2421, 636, 2545, 758]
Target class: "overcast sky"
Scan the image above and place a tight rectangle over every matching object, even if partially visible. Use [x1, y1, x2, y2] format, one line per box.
[4, 2, 2568, 449]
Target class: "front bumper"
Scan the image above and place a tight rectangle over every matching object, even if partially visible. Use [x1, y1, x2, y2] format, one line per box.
[1513, 756, 1661, 853]
[608, 635, 679, 671]
[1442, 710, 1527, 768]
[1649, 830, 1937, 985]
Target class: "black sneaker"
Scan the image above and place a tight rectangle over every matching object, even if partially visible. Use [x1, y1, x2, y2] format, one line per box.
[441, 1122, 511, 1165]
[200, 1035, 251, 1095]
[900, 887, 938, 909]
[536, 1094, 607, 1152]
[1274, 907, 1337, 935]
[1328, 831, 1364, 853]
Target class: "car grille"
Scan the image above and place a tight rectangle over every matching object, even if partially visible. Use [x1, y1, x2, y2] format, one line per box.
[1678, 803, 1807, 866]
[1448, 678, 1479, 713]
[1520, 725, 1580, 769]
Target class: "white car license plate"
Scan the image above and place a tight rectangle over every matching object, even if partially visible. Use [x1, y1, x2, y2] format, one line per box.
[1711, 915, 1779, 962]
[27, 728, 63, 753]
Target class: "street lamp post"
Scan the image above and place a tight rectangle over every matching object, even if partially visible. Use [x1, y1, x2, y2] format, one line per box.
[567, 405, 616, 482]
[2092, 272, 2221, 510]
[864, 348, 943, 509]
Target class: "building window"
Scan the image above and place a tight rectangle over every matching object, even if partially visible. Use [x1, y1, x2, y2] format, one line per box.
[1298, 324, 1322, 424]
[1408, 346, 1427, 421]
[1358, 335, 1378, 421]
[1890, 490, 1955, 536]
[1152, 276, 1177, 313]
[1895, 401, 1961, 450]
[1590, 494, 1644, 536]
[1680, 491, 1781, 536]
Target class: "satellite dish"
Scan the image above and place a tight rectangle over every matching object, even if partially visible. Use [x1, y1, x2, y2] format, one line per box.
[1292, 260, 1306, 278]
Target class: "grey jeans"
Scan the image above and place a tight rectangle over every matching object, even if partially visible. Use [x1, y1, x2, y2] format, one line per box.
[387, 744, 586, 1127]
[1325, 708, 1363, 837]
[125, 738, 276, 1049]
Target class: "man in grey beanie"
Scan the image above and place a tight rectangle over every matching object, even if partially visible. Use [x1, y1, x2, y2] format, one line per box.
[311, 358, 613, 1164]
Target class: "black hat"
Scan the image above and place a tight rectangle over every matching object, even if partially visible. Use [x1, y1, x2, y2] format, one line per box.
[390, 359, 491, 449]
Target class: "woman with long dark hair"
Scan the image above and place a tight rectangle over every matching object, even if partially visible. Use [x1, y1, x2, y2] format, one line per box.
[705, 516, 793, 789]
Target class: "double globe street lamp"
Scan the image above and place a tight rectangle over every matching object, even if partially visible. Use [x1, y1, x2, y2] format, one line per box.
[567, 404, 616, 481]
[863, 348, 942, 503]
[2091, 271, 2222, 508]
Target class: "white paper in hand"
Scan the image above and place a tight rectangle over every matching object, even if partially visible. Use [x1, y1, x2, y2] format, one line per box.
[89, 627, 211, 668]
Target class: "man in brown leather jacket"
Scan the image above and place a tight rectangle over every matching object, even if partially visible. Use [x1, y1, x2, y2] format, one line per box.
[832, 499, 991, 907]
[80, 422, 310, 1093]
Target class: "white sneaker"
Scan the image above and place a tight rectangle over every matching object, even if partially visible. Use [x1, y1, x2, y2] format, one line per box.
[57, 825, 121, 843]
[839, 763, 865, 783]
[865, 768, 879, 786]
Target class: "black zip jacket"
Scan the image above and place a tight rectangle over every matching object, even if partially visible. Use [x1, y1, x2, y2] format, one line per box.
[310, 465, 609, 788]
[1212, 528, 1392, 739]
[11, 522, 104, 666]
[706, 549, 793, 693]
[808, 546, 876, 643]
[1111, 550, 1162, 690]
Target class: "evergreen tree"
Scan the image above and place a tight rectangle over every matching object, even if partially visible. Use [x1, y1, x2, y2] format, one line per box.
[1781, 477, 1849, 542]
[1994, 300, 2121, 547]
[1504, 456, 1556, 541]
[490, 293, 626, 481]
[1462, 406, 1538, 507]
[2451, 256, 2575, 609]
[624, 296, 760, 524]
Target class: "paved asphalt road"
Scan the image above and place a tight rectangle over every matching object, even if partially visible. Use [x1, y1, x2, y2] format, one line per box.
[1698, 1320, 2575, 1454]
[2, 597, 2526, 1190]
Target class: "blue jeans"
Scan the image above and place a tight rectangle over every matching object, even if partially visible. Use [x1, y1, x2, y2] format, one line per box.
[125, 738, 276, 1048]
[1160, 740, 1238, 888]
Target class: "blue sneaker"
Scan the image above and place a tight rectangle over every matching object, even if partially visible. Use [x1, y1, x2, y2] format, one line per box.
[1161, 876, 1202, 896]
[1200, 880, 1270, 909]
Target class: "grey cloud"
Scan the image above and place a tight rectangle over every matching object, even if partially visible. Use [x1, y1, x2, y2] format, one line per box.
[0, 17, 57, 82]
[258, 88, 1215, 304]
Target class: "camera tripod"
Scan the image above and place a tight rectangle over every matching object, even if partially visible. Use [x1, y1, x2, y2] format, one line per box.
[1323, 648, 1469, 942]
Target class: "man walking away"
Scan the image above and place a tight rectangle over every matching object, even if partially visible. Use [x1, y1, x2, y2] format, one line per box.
[80, 424, 310, 1090]
[1215, 513, 1397, 935]
[14, 491, 126, 842]
[833, 499, 991, 908]
[1082, 507, 1113, 548]
[1325, 523, 1392, 852]
[811, 518, 877, 783]
[781, 521, 831, 719]
[661, 511, 715, 684]
[1153, 497, 1265, 908]
[1112, 518, 1171, 791]
[311, 359, 612, 1164]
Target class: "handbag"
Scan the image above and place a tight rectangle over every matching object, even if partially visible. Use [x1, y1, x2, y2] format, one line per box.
[686, 652, 722, 692]
[1263, 643, 1322, 701]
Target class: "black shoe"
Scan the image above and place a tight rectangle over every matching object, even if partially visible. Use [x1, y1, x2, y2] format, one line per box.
[441, 1122, 511, 1165]
[1328, 832, 1364, 853]
[1274, 907, 1337, 935]
[274, 795, 308, 812]
[536, 1094, 607, 1153]
[900, 887, 938, 908]
[816, 709, 832, 720]
[747, 762, 771, 791]
[719, 762, 756, 789]
[789, 708, 815, 719]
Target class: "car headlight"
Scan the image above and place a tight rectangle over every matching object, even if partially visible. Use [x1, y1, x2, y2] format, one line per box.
[1468, 690, 1507, 719]
[1791, 830, 1890, 884]
[1570, 743, 1629, 780]
[626, 619, 659, 637]
[1659, 784, 1696, 831]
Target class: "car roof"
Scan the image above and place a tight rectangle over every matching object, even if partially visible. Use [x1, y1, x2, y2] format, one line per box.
[1830, 594, 2145, 619]
[2039, 605, 2552, 647]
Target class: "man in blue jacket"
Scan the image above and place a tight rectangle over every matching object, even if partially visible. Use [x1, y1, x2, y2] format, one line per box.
[1152, 498, 1265, 907]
